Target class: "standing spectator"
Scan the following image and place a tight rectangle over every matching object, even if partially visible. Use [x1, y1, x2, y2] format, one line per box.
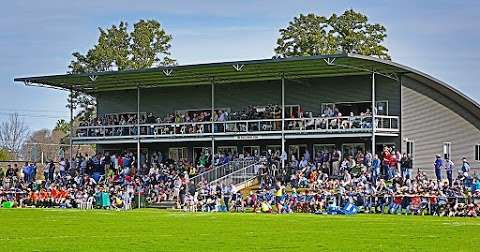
[6, 164, 15, 177]
[395, 149, 402, 175]
[371, 154, 381, 184]
[400, 153, 409, 180]
[444, 157, 454, 187]
[48, 160, 55, 181]
[388, 152, 397, 180]
[22, 162, 30, 182]
[331, 148, 341, 176]
[461, 157, 471, 178]
[434, 155, 443, 182]
[59, 158, 66, 177]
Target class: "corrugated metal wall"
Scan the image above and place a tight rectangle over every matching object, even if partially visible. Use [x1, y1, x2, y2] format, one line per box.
[401, 76, 480, 171]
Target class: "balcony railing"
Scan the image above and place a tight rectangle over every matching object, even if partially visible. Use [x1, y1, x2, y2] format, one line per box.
[73, 115, 399, 141]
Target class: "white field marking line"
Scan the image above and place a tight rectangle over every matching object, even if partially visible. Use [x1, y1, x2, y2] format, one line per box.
[0, 234, 174, 241]
[442, 222, 480, 226]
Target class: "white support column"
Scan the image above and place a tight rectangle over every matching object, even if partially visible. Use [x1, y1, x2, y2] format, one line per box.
[211, 79, 215, 168]
[281, 74, 286, 169]
[69, 88, 74, 168]
[137, 86, 141, 209]
[137, 86, 141, 173]
[371, 72, 376, 155]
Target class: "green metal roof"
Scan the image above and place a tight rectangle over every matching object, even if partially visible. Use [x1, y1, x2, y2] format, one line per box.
[14, 53, 407, 93]
[13, 53, 480, 127]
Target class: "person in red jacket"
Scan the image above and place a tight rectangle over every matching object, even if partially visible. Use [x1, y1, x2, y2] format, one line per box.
[388, 153, 397, 180]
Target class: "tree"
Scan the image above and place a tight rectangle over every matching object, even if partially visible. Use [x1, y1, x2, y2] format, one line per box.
[67, 19, 175, 120]
[54, 119, 70, 135]
[0, 149, 12, 161]
[275, 10, 390, 59]
[0, 113, 29, 158]
[22, 129, 64, 162]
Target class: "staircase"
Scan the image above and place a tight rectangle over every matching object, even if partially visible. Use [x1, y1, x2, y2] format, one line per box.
[209, 162, 259, 191]
[190, 159, 256, 187]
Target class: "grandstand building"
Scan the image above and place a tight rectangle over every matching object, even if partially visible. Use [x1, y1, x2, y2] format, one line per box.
[15, 54, 480, 172]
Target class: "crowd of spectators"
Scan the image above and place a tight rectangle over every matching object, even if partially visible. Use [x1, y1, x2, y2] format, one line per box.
[3, 145, 477, 217]
[186, 150, 480, 217]
[0, 151, 197, 210]
[77, 104, 375, 137]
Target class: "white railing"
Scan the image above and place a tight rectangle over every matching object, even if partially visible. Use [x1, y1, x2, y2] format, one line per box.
[190, 159, 257, 187]
[209, 162, 259, 188]
[375, 115, 400, 132]
[74, 115, 401, 140]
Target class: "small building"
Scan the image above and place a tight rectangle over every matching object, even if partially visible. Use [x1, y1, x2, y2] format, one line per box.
[15, 53, 480, 173]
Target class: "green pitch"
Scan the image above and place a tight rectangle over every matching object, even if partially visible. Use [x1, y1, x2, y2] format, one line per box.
[0, 209, 478, 251]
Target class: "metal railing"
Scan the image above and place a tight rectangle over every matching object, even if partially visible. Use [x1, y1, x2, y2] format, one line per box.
[73, 115, 400, 140]
[190, 159, 256, 187]
[209, 162, 259, 188]
[376, 116, 400, 132]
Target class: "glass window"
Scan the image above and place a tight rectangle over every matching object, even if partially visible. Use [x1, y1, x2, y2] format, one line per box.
[313, 144, 336, 155]
[475, 144, 480, 161]
[342, 143, 366, 158]
[243, 146, 260, 157]
[217, 146, 237, 156]
[168, 147, 188, 161]
[406, 141, 415, 159]
[288, 145, 307, 160]
[443, 142, 451, 159]
[376, 101, 388, 115]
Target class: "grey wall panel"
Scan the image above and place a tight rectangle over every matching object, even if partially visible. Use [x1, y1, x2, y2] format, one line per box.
[285, 76, 370, 113]
[214, 80, 281, 112]
[401, 77, 480, 172]
[376, 76, 401, 115]
[97, 89, 137, 114]
[285, 75, 399, 116]
[140, 85, 211, 115]
[97, 85, 211, 116]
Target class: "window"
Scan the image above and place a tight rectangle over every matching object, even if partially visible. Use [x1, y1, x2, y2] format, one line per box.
[285, 105, 301, 118]
[169, 147, 188, 161]
[375, 101, 388, 116]
[475, 144, 480, 161]
[320, 101, 389, 117]
[342, 143, 366, 158]
[406, 141, 415, 159]
[266, 145, 282, 156]
[443, 142, 451, 159]
[217, 146, 237, 156]
[243, 146, 260, 157]
[313, 144, 336, 154]
[193, 147, 211, 163]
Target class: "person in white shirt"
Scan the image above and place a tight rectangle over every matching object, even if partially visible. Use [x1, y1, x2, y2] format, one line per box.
[59, 158, 66, 177]
[444, 158, 455, 186]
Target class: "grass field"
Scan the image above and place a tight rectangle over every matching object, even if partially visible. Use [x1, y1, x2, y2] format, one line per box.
[0, 209, 479, 251]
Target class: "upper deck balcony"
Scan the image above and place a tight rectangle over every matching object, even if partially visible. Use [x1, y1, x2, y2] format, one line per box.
[72, 115, 399, 144]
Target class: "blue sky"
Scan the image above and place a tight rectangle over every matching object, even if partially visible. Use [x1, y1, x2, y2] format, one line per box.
[1, 0, 479, 130]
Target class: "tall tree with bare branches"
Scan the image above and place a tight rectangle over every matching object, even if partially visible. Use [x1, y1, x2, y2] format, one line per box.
[0, 113, 29, 158]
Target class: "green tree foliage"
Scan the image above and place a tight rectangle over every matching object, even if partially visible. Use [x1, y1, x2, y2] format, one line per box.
[275, 10, 390, 59]
[0, 148, 12, 161]
[54, 119, 70, 135]
[67, 19, 175, 121]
